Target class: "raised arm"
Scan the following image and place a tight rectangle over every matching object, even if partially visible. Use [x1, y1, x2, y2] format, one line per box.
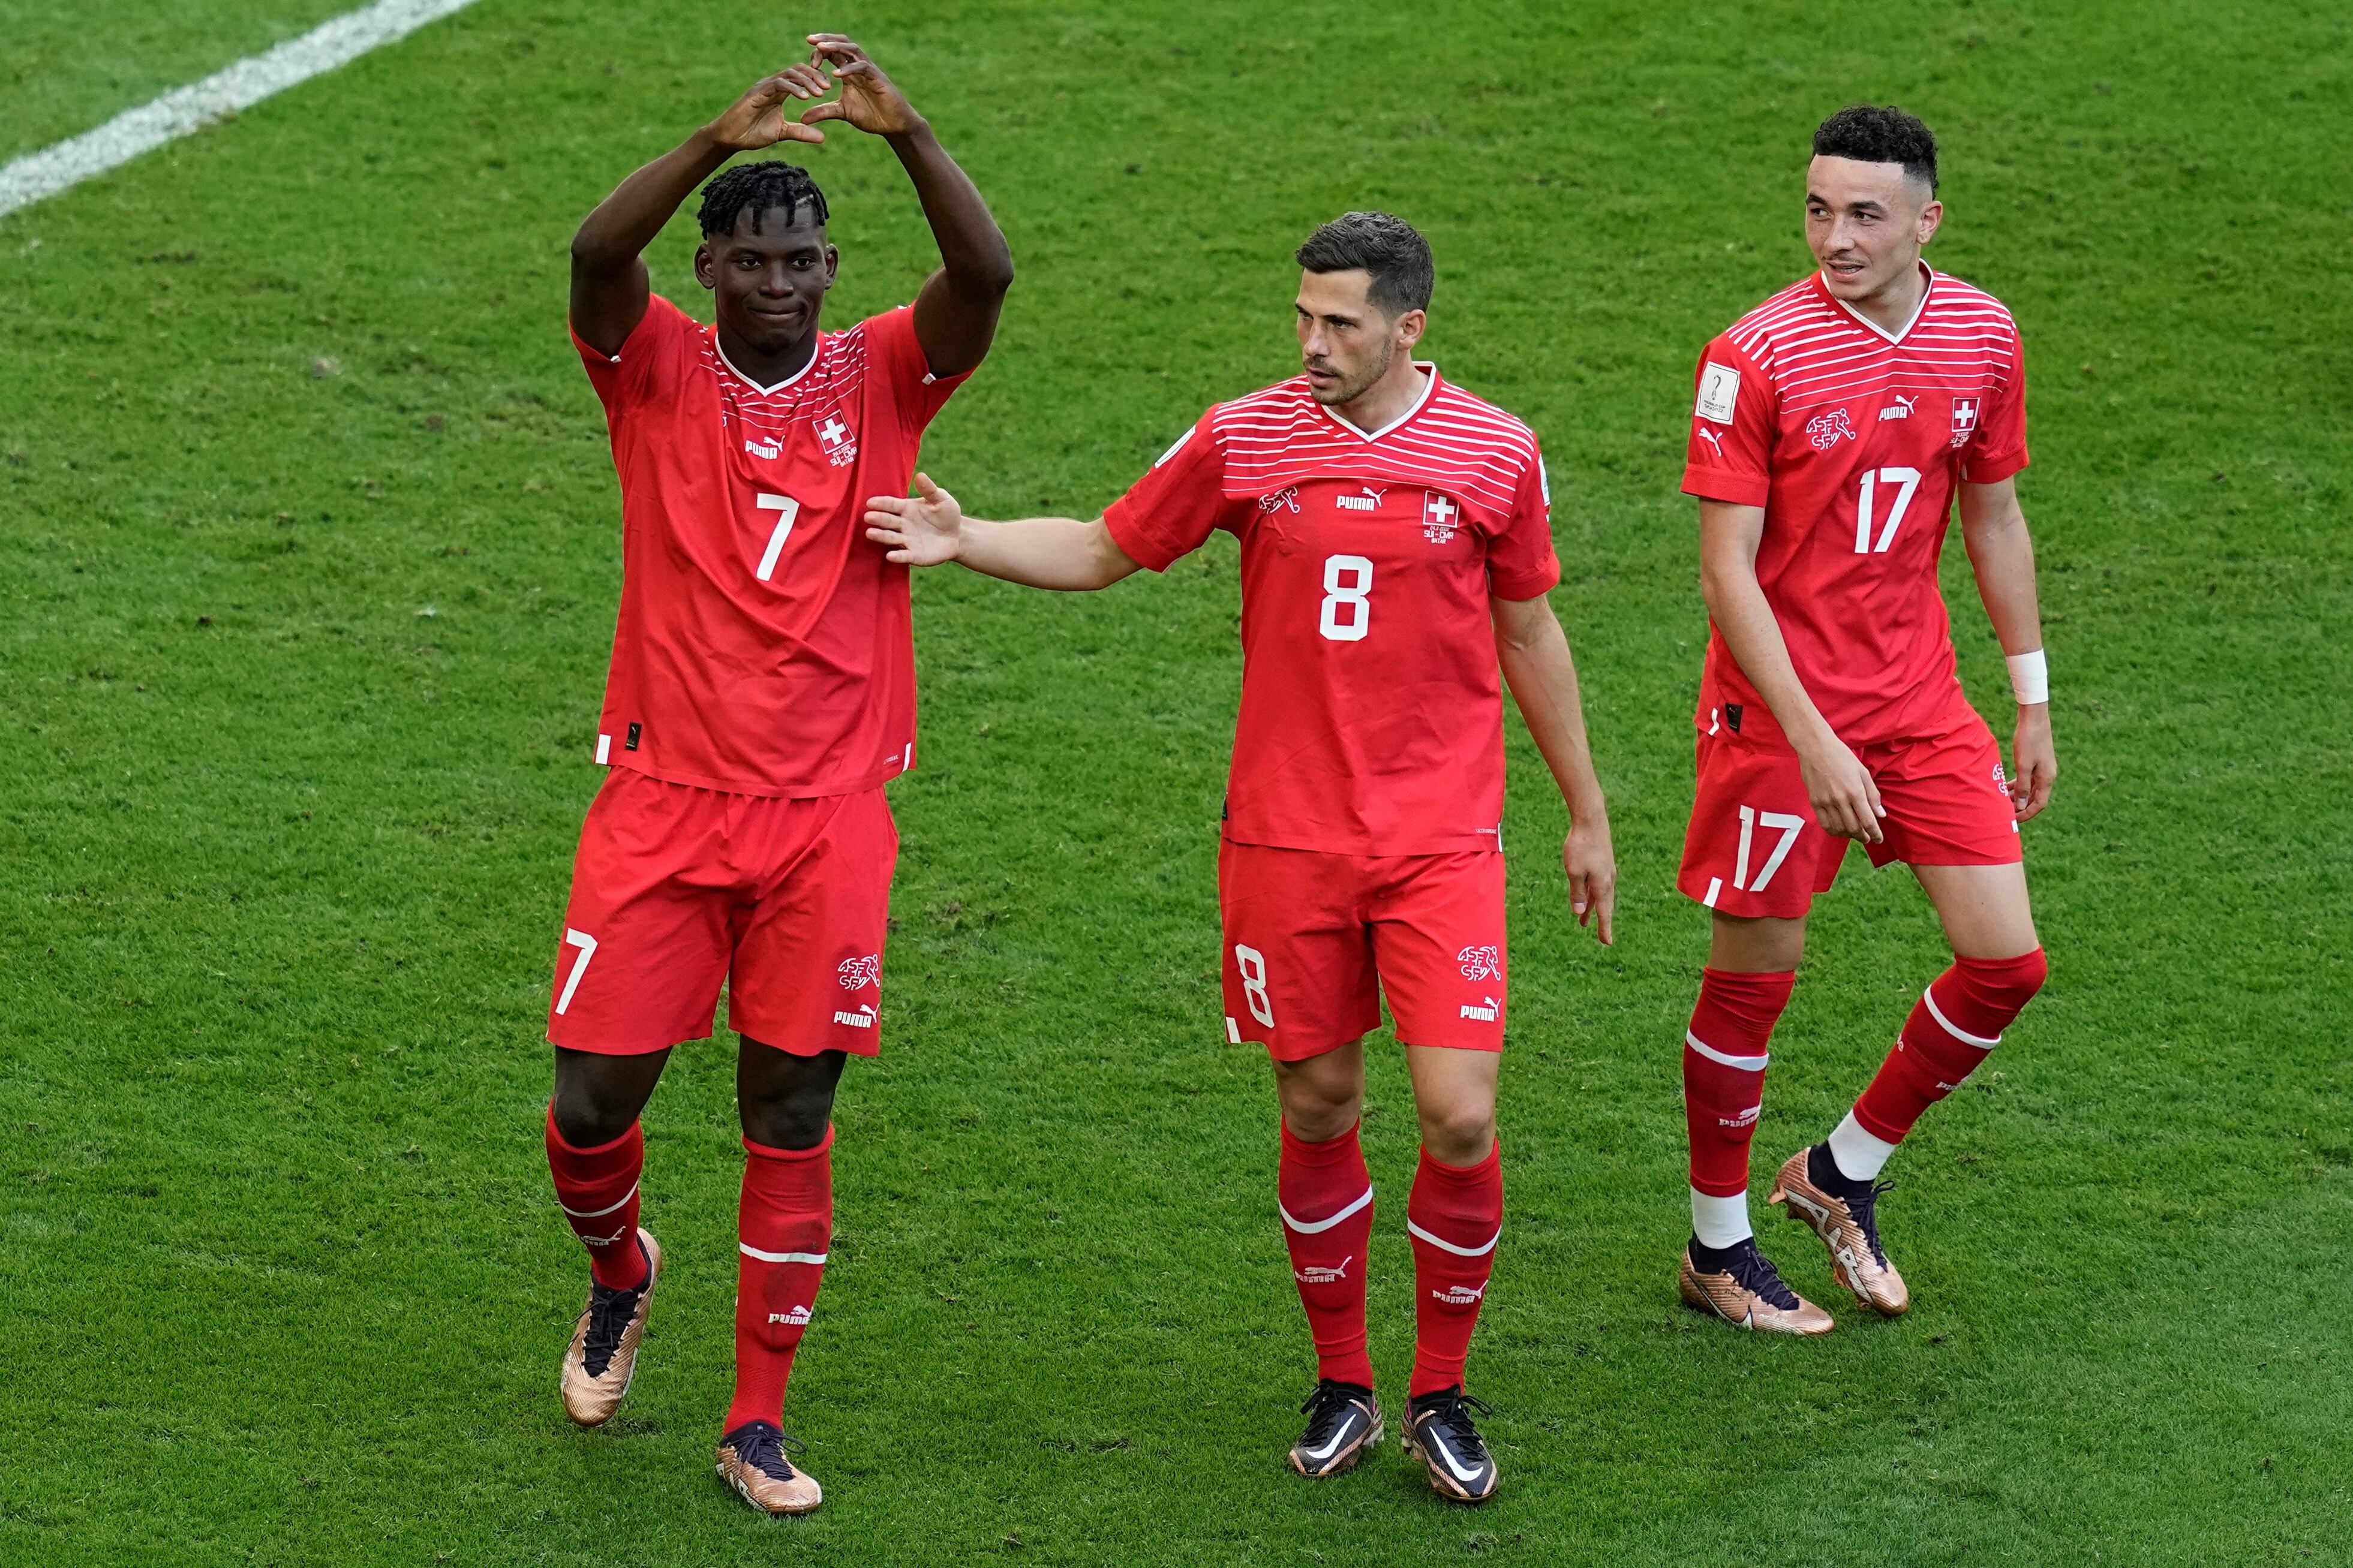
[569, 65, 835, 356]
[865, 475, 1141, 591]
[801, 35, 1012, 377]
[1492, 592, 1616, 943]
[1697, 498, 1886, 842]
[1957, 475, 2056, 820]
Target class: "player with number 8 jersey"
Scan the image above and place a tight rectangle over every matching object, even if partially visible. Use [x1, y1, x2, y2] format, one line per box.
[863, 212, 1617, 1503]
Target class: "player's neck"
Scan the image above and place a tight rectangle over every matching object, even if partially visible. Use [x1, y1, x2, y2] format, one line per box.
[715, 319, 821, 391]
[1841, 258, 1929, 338]
[1328, 359, 1429, 439]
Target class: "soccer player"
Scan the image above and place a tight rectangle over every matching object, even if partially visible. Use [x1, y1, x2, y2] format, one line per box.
[863, 213, 1616, 1502]
[1672, 106, 2054, 1333]
[540, 37, 1011, 1515]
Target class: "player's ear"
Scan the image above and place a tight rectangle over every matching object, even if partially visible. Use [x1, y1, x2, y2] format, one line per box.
[822, 242, 840, 288]
[1916, 199, 1943, 246]
[693, 240, 717, 291]
[1395, 306, 1427, 351]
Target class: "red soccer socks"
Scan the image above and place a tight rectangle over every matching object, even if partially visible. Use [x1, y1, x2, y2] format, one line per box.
[1851, 949, 2048, 1153]
[1407, 1141, 1503, 1399]
[726, 1128, 834, 1433]
[1683, 968, 1795, 1202]
[546, 1107, 650, 1291]
[1278, 1121, 1378, 1389]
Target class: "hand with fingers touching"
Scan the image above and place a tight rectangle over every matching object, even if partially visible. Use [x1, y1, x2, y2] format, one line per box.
[2009, 703, 2057, 821]
[1563, 815, 1618, 946]
[799, 34, 927, 139]
[705, 63, 837, 150]
[1796, 732, 1885, 842]
[863, 474, 965, 567]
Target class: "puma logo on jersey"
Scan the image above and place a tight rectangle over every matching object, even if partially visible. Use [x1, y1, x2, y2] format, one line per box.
[1806, 408, 1856, 450]
[1879, 393, 1918, 422]
[743, 435, 782, 459]
[1335, 486, 1386, 512]
[1696, 426, 1726, 458]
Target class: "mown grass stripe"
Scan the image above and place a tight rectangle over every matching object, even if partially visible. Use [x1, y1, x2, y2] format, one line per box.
[0, 0, 480, 220]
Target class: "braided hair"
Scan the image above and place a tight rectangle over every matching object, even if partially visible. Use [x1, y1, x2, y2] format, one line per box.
[696, 161, 831, 237]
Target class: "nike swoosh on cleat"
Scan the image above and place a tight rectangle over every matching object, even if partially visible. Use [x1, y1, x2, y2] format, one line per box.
[1423, 1425, 1483, 1484]
[1300, 1416, 1362, 1463]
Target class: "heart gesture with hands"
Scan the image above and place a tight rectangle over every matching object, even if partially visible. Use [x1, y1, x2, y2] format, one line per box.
[706, 35, 925, 151]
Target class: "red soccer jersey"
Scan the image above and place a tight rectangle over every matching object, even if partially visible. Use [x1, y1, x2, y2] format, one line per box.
[1680, 263, 2028, 745]
[572, 294, 966, 796]
[1105, 367, 1561, 856]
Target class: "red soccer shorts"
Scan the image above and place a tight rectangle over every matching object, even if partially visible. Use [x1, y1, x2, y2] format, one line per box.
[1218, 839, 1507, 1061]
[547, 768, 898, 1057]
[1678, 709, 2021, 920]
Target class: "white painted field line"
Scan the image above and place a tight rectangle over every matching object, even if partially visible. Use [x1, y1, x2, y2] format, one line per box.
[0, 0, 483, 221]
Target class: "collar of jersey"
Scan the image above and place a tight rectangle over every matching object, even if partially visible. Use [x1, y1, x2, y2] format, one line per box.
[1316, 362, 1440, 444]
[716, 330, 825, 396]
[1817, 261, 1936, 347]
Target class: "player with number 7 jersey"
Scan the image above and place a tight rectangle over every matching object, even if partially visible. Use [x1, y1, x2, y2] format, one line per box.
[863, 212, 1617, 1504]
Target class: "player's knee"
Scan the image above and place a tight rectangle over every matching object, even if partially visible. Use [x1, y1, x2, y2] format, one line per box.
[1418, 1101, 1496, 1166]
[550, 1084, 637, 1149]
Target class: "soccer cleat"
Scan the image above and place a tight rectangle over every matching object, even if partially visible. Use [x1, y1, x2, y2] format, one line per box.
[559, 1230, 661, 1426]
[1676, 1235, 1835, 1335]
[1769, 1144, 1910, 1316]
[716, 1421, 823, 1515]
[1401, 1387, 1499, 1503]
[1288, 1380, 1384, 1479]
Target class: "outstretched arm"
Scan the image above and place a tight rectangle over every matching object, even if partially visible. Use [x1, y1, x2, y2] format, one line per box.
[1698, 498, 1886, 842]
[569, 65, 836, 356]
[1958, 476, 2056, 821]
[865, 475, 1140, 591]
[1492, 593, 1616, 944]
[802, 34, 1012, 378]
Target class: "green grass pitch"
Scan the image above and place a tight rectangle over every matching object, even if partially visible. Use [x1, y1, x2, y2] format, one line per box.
[3, 1, 2348, 1561]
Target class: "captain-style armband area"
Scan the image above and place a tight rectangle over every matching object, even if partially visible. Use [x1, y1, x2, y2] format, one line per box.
[2006, 648, 2050, 706]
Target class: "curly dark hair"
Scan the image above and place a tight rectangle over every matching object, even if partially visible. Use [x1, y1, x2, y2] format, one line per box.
[695, 161, 830, 237]
[1295, 211, 1433, 316]
[1812, 104, 1938, 192]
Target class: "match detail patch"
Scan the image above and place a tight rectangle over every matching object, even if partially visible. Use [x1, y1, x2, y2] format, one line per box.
[1695, 362, 1741, 424]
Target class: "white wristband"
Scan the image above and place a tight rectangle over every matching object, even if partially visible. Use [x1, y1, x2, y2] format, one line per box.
[2006, 648, 2049, 705]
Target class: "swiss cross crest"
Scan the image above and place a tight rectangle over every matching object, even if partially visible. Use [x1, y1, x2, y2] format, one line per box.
[837, 954, 881, 991]
[1805, 408, 1856, 450]
[1456, 944, 1501, 982]
[1950, 397, 1980, 448]
[1422, 490, 1460, 543]
[814, 413, 858, 467]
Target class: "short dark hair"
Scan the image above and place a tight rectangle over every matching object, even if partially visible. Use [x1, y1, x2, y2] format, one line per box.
[696, 161, 830, 238]
[1294, 211, 1433, 316]
[1812, 104, 1939, 192]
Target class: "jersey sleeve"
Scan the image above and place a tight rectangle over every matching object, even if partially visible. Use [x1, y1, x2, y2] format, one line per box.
[1679, 336, 1774, 507]
[860, 304, 973, 441]
[1101, 413, 1237, 572]
[572, 293, 692, 413]
[1961, 326, 2030, 483]
[1486, 445, 1564, 600]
